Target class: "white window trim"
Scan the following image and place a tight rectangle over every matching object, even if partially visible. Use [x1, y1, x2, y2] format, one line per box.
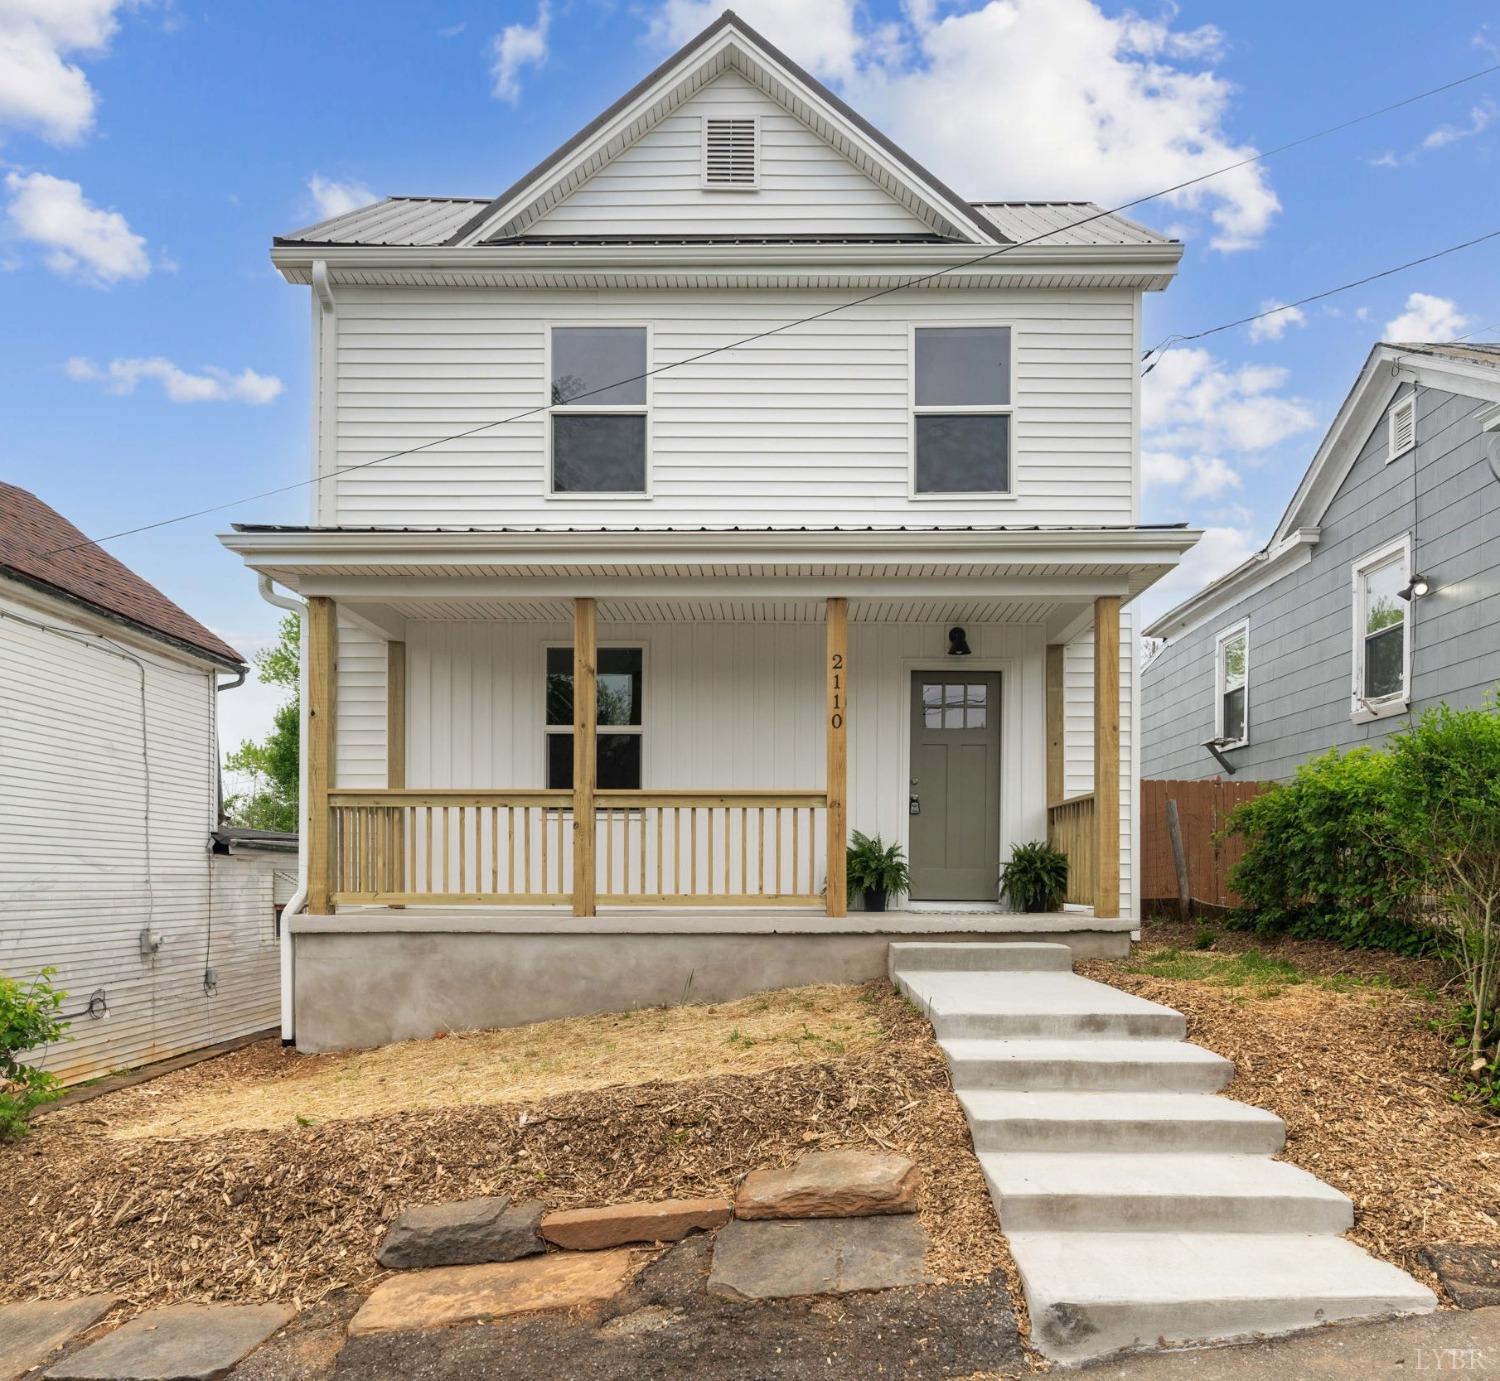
[1387, 393, 1416, 463]
[541, 640, 649, 788]
[907, 322, 1018, 501]
[544, 322, 653, 501]
[1350, 533, 1412, 723]
[700, 113, 760, 190]
[1213, 619, 1250, 749]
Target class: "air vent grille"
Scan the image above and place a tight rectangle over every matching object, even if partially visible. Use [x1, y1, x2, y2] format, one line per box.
[704, 117, 757, 187]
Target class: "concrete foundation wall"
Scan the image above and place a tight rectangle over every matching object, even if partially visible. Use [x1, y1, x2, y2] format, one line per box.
[290, 913, 1130, 1051]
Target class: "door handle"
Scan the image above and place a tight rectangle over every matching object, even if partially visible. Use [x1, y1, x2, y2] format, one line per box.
[909, 794, 920, 816]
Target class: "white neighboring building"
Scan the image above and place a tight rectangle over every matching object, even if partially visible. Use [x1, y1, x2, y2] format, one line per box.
[0, 482, 287, 1084]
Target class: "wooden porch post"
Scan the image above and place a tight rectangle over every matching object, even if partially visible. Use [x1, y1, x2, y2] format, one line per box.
[572, 598, 598, 917]
[306, 596, 338, 915]
[1045, 644, 1065, 807]
[387, 641, 406, 903]
[1093, 596, 1121, 918]
[825, 597, 848, 917]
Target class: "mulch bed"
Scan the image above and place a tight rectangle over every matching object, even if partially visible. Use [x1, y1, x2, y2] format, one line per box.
[0, 983, 1010, 1318]
[1082, 924, 1500, 1302]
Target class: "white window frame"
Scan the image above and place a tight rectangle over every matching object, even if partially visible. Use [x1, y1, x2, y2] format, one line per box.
[1387, 393, 1416, 462]
[1213, 619, 1250, 748]
[1350, 533, 1412, 722]
[701, 113, 760, 190]
[908, 323, 1017, 501]
[544, 323, 653, 500]
[542, 640, 648, 788]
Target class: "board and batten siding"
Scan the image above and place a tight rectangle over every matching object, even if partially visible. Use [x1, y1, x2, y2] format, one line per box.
[526, 71, 934, 238]
[1142, 383, 1500, 782]
[0, 583, 279, 1085]
[318, 285, 1138, 529]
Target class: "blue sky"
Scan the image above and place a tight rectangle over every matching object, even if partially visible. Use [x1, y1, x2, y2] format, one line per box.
[4, 0, 1499, 752]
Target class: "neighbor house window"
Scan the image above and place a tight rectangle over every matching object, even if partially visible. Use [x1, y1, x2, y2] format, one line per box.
[544, 646, 644, 788]
[1351, 536, 1411, 719]
[1387, 394, 1416, 461]
[1214, 621, 1249, 747]
[912, 326, 1012, 494]
[549, 326, 647, 494]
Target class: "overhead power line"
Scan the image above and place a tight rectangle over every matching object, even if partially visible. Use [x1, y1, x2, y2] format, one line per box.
[42, 54, 1500, 556]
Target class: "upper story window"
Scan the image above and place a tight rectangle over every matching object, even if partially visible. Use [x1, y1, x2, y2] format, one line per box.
[1351, 535, 1411, 720]
[703, 116, 758, 188]
[549, 326, 648, 495]
[1387, 394, 1416, 461]
[545, 645, 644, 788]
[912, 326, 1012, 495]
[1214, 621, 1249, 747]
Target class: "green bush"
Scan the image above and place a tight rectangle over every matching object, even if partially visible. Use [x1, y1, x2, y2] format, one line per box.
[845, 831, 909, 908]
[1, 968, 69, 1140]
[1224, 746, 1430, 954]
[1000, 840, 1069, 912]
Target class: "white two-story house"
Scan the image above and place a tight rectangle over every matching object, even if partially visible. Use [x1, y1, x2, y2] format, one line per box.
[222, 11, 1196, 1051]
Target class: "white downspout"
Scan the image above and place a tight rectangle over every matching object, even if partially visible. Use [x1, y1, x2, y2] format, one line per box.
[257, 574, 308, 1044]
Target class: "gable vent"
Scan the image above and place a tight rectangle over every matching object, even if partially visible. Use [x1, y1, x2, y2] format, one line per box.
[1388, 394, 1416, 460]
[703, 117, 758, 188]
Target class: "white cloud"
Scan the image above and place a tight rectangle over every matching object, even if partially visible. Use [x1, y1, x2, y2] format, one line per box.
[1142, 449, 1241, 499]
[1135, 524, 1260, 628]
[1144, 347, 1318, 455]
[306, 173, 374, 221]
[490, 1, 550, 102]
[67, 355, 284, 404]
[1422, 100, 1495, 150]
[1247, 301, 1306, 343]
[4, 170, 148, 283]
[1384, 291, 1470, 341]
[0, 0, 129, 145]
[1142, 449, 1189, 488]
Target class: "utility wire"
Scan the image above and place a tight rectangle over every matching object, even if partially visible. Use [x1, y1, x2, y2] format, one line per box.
[41, 54, 1500, 557]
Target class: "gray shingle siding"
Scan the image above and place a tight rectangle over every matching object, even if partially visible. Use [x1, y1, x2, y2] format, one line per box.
[1142, 383, 1500, 782]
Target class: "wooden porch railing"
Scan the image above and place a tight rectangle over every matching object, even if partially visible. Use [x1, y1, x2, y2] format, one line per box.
[329, 788, 828, 908]
[1047, 793, 1096, 908]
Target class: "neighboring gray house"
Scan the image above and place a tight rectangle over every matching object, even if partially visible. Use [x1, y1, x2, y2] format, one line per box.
[1142, 342, 1500, 782]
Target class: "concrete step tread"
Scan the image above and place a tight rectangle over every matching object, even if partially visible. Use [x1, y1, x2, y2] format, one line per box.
[899, 970, 1184, 1019]
[979, 1151, 1349, 1204]
[887, 941, 1073, 972]
[940, 1037, 1230, 1069]
[957, 1089, 1283, 1127]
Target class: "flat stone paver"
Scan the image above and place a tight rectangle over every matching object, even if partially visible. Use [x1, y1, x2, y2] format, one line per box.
[734, 1150, 919, 1220]
[540, 1198, 730, 1250]
[377, 1197, 544, 1269]
[347, 1248, 642, 1336]
[707, 1215, 932, 1301]
[1420, 1245, 1500, 1309]
[0, 1297, 118, 1381]
[43, 1302, 292, 1381]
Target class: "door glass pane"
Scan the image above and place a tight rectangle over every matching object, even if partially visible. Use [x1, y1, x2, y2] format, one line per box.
[914, 414, 1010, 493]
[944, 683, 964, 729]
[915, 327, 1011, 406]
[1222, 685, 1246, 742]
[1364, 625, 1404, 700]
[552, 414, 646, 493]
[966, 684, 987, 729]
[922, 682, 942, 728]
[551, 326, 646, 405]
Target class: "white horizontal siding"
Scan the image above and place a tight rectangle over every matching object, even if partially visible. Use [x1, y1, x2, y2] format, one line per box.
[529, 72, 933, 238]
[0, 586, 279, 1085]
[327, 287, 1137, 528]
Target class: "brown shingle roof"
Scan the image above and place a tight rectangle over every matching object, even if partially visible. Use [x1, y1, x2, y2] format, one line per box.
[0, 483, 244, 667]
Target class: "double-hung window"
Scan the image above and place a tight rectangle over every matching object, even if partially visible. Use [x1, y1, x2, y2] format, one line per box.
[544, 646, 644, 788]
[912, 325, 1013, 495]
[1214, 621, 1249, 747]
[1351, 536, 1411, 719]
[549, 326, 648, 495]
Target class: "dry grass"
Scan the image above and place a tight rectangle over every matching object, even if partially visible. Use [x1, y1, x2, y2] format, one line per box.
[104, 985, 882, 1140]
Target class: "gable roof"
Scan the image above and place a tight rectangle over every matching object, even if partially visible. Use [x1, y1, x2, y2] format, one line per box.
[1144, 340, 1500, 642]
[0, 483, 244, 668]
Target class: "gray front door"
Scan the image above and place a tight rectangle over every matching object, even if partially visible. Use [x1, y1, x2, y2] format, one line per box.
[908, 671, 1001, 901]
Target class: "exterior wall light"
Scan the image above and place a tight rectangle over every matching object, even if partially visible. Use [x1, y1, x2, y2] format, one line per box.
[947, 626, 972, 656]
[1397, 574, 1430, 602]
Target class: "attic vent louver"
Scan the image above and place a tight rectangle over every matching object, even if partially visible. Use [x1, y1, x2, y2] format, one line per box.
[703, 117, 758, 188]
[1388, 394, 1416, 461]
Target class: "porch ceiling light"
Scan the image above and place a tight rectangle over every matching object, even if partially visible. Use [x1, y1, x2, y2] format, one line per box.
[947, 626, 972, 657]
[1397, 573, 1429, 602]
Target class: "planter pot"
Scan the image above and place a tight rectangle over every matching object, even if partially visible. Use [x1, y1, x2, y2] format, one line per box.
[863, 888, 888, 912]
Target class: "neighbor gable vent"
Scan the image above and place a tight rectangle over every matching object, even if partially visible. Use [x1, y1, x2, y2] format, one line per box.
[1388, 394, 1416, 461]
[703, 117, 758, 189]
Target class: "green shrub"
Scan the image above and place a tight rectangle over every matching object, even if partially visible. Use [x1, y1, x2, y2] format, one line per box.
[1, 967, 69, 1140]
[1224, 746, 1430, 954]
[845, 831, 909, 907]
[1000, 840, 1069, 912]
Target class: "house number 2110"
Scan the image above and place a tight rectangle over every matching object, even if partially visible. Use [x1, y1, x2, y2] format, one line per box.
[829, 652, 845, 729]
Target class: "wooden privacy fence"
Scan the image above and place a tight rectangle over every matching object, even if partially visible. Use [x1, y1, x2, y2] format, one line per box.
[1047, 793, 1096, 907]
[1139, 778, 1269, 914]
[329, 788, 828, 908]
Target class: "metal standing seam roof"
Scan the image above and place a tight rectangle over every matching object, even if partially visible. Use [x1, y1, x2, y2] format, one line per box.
[969, 203, 1177, 248]
[277, 196, 490, 248]
[231, 522, 1191, 535]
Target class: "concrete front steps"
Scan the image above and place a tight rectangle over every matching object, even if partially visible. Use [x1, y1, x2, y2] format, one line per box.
[890, 940, 1436, 1365]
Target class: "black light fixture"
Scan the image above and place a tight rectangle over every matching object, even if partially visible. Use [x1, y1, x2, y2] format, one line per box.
[1397, 573, 1430, 602]
[947, 626, 972, 657]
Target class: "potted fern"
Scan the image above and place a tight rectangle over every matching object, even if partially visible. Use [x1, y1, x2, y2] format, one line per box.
[846, 831, 909, 912]
[999, 840, 1069, 912]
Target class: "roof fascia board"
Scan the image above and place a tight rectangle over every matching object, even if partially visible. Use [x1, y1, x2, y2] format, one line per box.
[450, 18, 997, 248]
[1142, 528, 1319, 642]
